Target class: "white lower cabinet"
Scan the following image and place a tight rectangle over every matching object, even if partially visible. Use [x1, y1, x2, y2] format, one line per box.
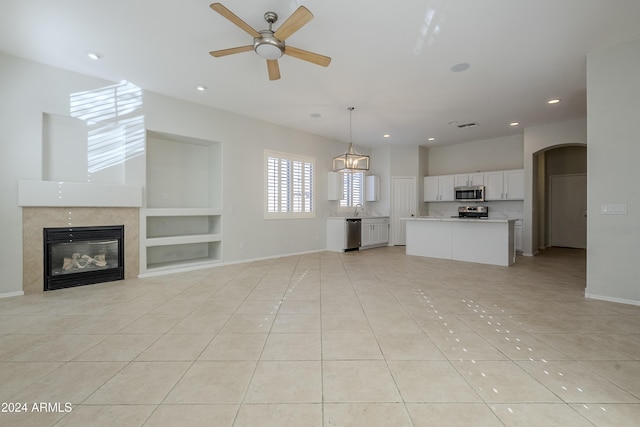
[361, 218, 389, 249]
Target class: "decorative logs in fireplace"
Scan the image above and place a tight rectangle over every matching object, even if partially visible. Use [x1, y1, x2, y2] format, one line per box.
[43, 225, 125, 291]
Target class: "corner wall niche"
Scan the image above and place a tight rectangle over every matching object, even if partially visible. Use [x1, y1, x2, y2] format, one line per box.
[141, 131, 222, 275]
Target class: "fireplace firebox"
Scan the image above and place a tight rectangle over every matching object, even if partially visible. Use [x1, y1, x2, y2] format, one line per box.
[44, 225, 125, 291]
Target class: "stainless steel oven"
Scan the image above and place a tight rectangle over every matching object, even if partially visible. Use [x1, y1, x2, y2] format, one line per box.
[455, 185, 485, 202]
[456, 206, 489, 219]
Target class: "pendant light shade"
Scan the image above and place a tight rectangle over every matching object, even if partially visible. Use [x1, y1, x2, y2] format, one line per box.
[332, 107, 370, 172]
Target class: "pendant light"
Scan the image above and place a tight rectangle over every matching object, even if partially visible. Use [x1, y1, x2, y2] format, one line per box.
[332, 107, 370, 172]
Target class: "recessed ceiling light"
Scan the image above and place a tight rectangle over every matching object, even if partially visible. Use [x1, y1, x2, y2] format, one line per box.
[309, 113, 322, 118]
[428, 137, 435, 141]
[383, 134, 390, 138]
[196, 85, 207, 92]
[510, 122, 520, 126]
[86, 51, 103, 60]
[451, 62, 470, 72]
[547, 98, 561, 104]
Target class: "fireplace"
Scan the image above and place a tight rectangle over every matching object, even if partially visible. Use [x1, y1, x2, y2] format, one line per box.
[43, 225, 125, 291]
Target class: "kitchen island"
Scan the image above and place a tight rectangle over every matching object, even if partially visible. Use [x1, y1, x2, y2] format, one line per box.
[403, 217, 516, 266]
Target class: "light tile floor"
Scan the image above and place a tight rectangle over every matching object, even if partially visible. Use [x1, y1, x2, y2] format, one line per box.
[1, 247, 639, 426]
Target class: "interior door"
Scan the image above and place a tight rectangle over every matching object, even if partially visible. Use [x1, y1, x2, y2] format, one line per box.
[391, 177, 416, 246]
[550, 173, 587, 248]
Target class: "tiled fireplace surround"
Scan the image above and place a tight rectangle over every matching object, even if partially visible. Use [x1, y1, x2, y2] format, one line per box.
[22, 207, 139, 294]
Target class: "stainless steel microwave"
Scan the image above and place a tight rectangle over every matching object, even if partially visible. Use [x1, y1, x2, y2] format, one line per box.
[455, 185, 485, 202]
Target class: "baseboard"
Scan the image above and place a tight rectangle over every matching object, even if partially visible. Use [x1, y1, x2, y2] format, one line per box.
[585, 292, 640, 307]
[0, 291, 25, 299]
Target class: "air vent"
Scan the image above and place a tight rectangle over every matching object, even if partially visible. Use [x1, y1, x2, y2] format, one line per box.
[457, 122, 478, 129]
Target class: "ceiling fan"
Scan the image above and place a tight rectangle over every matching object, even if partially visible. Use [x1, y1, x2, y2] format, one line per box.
[209, 3, 331, 81]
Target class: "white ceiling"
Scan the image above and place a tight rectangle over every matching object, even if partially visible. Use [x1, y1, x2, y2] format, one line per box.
[2, 0, 640, 148]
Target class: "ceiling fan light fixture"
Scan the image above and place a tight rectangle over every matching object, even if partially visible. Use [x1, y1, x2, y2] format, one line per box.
[333, 107, 370, 172]
[254, 31, 284, 59]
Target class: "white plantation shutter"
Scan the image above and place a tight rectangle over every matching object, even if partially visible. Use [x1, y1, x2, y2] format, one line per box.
[267, 156, 279, 213]
[340, 172, 364, 208]
[280, 158, 291, 212]
[265, 151, 315, 218]
[304, 161, 313, 213]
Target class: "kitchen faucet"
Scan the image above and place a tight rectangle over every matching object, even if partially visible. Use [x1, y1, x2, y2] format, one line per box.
[354, 204, 363, 216]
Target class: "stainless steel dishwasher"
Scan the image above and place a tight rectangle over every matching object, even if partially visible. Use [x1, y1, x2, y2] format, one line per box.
[345, 218, 361, 251]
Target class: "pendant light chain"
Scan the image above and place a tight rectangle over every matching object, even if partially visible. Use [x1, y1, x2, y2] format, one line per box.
[349, 107, 354, 144]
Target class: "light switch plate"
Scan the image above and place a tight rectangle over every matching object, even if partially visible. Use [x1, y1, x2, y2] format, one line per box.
[601, 204, 627, 215]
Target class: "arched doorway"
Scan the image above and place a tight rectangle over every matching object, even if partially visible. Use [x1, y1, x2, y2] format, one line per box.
[533, 144, 587, 251]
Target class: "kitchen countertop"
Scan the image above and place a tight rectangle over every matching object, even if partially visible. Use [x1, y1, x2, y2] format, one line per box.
[403, 217, 516, 223]
[326, 216, 389, 220]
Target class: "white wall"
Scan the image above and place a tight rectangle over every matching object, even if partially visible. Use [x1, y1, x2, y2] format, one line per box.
[427, 134, 524, 175]
[143, 91, 346, 263]
[586, 38, 640, 304]
[0, 53, 348, 296]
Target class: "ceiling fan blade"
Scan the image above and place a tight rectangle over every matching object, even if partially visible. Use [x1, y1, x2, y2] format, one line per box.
[210, 3, 260, 38]
[267, 59, 281, 81]
[273, 6, 313, 41]
[209, 45, 254, 57]
[284, 46, 331, 67]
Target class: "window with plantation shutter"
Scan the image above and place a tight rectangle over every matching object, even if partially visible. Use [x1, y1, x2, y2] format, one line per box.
[265, 150, 315, 218]
[339, 172, 364, 208]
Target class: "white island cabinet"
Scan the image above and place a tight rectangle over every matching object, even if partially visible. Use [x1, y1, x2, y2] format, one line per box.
[403, 217, 516, 266]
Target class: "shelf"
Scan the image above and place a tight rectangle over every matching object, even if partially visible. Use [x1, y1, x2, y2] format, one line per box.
[146, 241, 221, 269]
[145, 256, 222, 274]
[146, 214, 221, 239]
[146, 208, 222, 216]
[145, 233, 222, 247]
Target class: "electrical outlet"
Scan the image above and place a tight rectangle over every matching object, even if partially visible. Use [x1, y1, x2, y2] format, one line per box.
[601, 204, 627, 215]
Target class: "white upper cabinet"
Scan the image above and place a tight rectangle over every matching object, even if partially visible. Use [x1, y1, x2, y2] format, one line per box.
[469, 172, 485, 186]
[504, 169, 524, 200]
[365, 175, 380, 201]
[484, 171, 505, 201]
[425, 169, 523, 202]
[424, 175, 455, 202]
[484, 169, 524, 200]
[454, 173, 485, 187]
[328, 171, 342, 200]
[439, 175, 456, 201]
[454, 174, 468, 187]
[424, 176, 440, 202]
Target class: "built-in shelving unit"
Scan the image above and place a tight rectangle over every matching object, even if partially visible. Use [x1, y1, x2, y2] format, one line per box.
[140, 131, 222, 276]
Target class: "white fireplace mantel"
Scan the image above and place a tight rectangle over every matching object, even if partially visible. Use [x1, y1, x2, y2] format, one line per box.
[18, 180, 142, 207]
